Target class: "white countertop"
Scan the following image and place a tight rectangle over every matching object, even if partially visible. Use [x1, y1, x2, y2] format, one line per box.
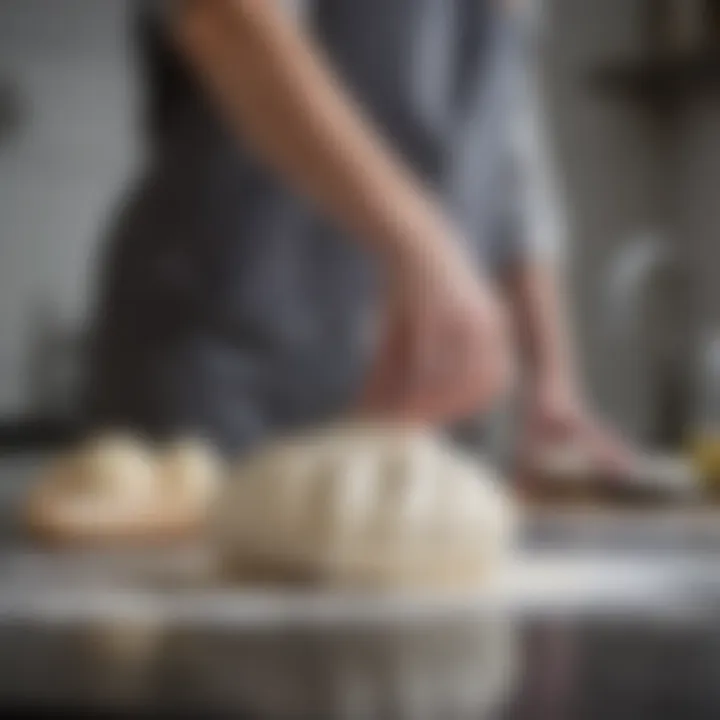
[1, 453, 720, 625]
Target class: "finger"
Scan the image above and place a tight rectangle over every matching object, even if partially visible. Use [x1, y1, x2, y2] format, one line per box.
[584, 422, 635, 475]
[437, 320, 509, 419]
[355, 345, 395, 417]
[368, 299, 459, 423]
[356, 314, 413, 417]
[422, 332, 483, 420]
[402, 323, 501, 424]
[396, 312, 455, 419]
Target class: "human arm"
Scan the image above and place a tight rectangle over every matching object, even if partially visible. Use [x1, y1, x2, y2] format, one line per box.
[499, 6, 634, 473]
[168, 0, 512, 422]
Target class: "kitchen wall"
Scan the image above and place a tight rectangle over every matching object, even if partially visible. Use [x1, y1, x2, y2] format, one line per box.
[674, 101, 720, 336]
[0, 0, 711, 441]
[539, 0, 701, 443]
[0, 0, 140, 415]
[543, 0, 719, 442]
[555, 0, 649, 435]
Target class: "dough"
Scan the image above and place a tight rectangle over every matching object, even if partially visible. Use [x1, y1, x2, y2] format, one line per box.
[45, 433, 157, 503]
[156, 438, 222, 509]
[215, 422, 517, 590]
[26, 433, 210, 543]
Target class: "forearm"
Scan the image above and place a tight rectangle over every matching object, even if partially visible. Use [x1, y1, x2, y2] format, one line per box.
[172, 0, 458, 268]
[503, 11, 577, 390]
[502, 261, 579, 393]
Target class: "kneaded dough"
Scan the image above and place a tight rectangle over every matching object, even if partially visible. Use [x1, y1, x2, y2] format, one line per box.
[215, 422, 517, 590]
[26, 433, 213, 543]
[47, 433, 157, 503]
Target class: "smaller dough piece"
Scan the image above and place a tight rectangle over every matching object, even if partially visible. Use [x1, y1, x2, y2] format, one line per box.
[26, 433, 219, 545]
[41, 433, 158, 502]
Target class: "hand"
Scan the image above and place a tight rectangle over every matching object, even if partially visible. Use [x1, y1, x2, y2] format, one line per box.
[359, 240, 515, 425]
[521, 374, 637, 480]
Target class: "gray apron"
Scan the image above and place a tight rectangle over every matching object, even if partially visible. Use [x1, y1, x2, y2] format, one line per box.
[85, 0, 527, 455]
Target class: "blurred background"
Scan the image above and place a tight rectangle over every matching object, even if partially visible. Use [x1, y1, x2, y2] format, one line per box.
[3, 5, 720, 717]
[0, 0, 719, 454]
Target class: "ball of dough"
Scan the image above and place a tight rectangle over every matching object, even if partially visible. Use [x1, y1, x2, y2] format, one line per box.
[55, 433, 158, 504]
[25, 432, 194, 543]
[214, 423, 517, 590]
[156, 438, 222, 508]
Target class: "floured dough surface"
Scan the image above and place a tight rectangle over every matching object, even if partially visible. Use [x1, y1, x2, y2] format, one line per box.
[215, 423, 517, 590]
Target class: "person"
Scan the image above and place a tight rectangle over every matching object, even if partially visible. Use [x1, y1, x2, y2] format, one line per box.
[86, 0, 632, 474]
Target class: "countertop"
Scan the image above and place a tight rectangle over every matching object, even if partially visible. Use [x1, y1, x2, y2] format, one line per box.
[1, 453, 720, 719]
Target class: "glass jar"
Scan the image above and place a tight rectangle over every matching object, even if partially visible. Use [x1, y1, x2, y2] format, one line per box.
[690, 332, 720, 488]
